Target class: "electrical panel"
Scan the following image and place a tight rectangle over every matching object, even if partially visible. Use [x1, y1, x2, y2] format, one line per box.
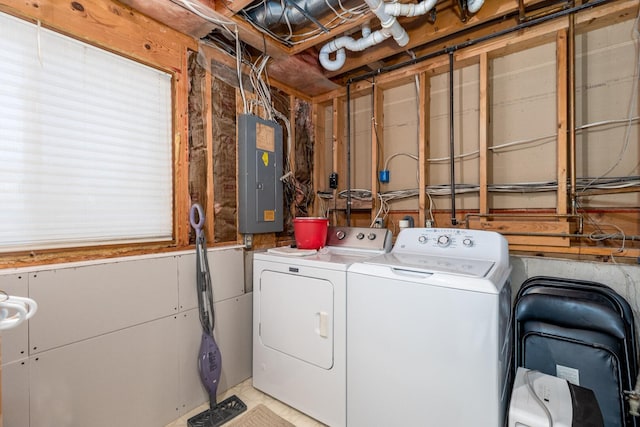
[238, 114, 284, 234]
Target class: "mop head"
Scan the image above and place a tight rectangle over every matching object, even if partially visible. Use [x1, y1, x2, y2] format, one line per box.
[187, 395, 247, 427]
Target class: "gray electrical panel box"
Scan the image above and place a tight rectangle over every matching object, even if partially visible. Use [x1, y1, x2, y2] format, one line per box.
[238, 114, 284, 234]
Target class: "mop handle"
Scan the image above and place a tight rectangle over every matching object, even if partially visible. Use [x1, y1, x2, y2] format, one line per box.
[189, 203, 205, 239]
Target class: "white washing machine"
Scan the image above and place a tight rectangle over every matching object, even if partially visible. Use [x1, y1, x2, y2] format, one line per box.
[253, 226, 392, 427]
[347, 228, 512, 427]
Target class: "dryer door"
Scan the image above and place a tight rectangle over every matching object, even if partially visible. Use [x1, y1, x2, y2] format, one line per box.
[259, 270, 334, 369]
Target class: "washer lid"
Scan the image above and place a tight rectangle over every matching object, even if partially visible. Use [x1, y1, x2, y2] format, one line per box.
[363, 252, 495, 277]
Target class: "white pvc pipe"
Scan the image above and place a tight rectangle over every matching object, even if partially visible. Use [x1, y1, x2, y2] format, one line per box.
[319, 23, 386, 71]
[467, 0, 485, 14]
[318, 0, 438, 71]
[319, 41, 348, 71]
[384, 0, 437, 18]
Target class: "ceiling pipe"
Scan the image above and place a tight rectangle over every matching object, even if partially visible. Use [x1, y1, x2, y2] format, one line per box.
[320, 23, 381, 72]
[319, 0, 439, 71]
[248, 0, 334, 28]
[467, 0, 485, 14]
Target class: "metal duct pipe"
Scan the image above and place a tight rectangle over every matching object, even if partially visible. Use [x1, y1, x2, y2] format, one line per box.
[248, 0, 333, 28]
[319, 0, 438, 71]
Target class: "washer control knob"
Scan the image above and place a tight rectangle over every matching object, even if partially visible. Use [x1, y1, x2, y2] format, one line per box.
[336, 230, 346, 240]
[418, 235, 428, 244]
[367, 233, 377, 240]
[463, 238, 473, 247]
[436, 235, 451, 247]
[356, 232, 365, 240]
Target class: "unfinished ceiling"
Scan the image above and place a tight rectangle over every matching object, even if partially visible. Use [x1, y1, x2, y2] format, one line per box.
[119, 0, 601, 96]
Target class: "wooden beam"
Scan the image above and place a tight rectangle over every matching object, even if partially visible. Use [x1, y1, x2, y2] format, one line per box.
[468, 219, 573, 247]
[479, 52, 489, 215]
[0, 0, 197, 69]
[418, 72, 430, 228]
[204, 70, 215, 243]
[289, 94, 297, 173]
[556, 28, 568, 215]
[312, 102, 327, 215]
[211, 0, 252, 16]
[197, 42, 316, 100]
[120, 0, 218, 38]
[267, 52, 341, 98]
[333, 97, 346, 197]
[456, 16, 565, 61]
[568, 13, 576, 215]
[575, 0, 639, 33]
[371, 82, 384, 224]
[160, 0, 290, 58]
[175, 48, 192, 246]
[510, 245, 640, 260]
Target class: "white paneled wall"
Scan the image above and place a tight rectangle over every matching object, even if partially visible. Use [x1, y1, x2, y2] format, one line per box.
[0, 247, 251, 427]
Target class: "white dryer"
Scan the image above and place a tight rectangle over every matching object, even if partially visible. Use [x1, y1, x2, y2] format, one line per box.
[346, 228, 512, 427]
[253, 226, 392, 427]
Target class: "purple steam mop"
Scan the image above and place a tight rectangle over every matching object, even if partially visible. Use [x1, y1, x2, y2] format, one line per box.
[187, 204, 246, 427]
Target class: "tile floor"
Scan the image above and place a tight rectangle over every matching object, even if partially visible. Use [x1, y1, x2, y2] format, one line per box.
[165, 378, 327, 427]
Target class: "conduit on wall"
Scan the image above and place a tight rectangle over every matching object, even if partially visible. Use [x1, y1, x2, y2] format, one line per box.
[448, 50, 458, 226]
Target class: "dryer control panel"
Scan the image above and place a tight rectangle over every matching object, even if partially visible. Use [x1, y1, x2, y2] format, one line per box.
[326, 226, 392, 252]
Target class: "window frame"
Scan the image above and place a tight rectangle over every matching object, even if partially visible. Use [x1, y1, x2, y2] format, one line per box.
[0, 1, 196, 267]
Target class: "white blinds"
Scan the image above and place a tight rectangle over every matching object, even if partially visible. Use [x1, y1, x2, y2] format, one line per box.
[0, 13, 174, 252]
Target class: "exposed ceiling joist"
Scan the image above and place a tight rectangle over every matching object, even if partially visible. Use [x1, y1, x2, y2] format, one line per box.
[117, 0, 636, 96]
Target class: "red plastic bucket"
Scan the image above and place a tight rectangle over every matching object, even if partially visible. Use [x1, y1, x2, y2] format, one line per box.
[293, 217, 329, 249]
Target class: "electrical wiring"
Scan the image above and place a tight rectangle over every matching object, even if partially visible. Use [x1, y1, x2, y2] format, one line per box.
[236, 30, 249, 113]
[427, 150, 479, 163]
[241, 0, 369, 45]
[320, 176, 639, 234]
[583, 7, 640, 190]
[426, 190, 436, 224]
[371, 192, 390, 227]
[490, 133, 556, 153]
[338, 188, 373, 200]
[574, 196, 629, 259]
[577, 116, 640, 131]
[424, 113, 639, 164]
[372, 176, 640, 201]
[383, 152, 420, 184]
[324, 0, 368, 22]
[178, 0, 254, 114]
[177, 0, 236, 36]
[183, 0, 313, 223]
[363, 181, 639, 248]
